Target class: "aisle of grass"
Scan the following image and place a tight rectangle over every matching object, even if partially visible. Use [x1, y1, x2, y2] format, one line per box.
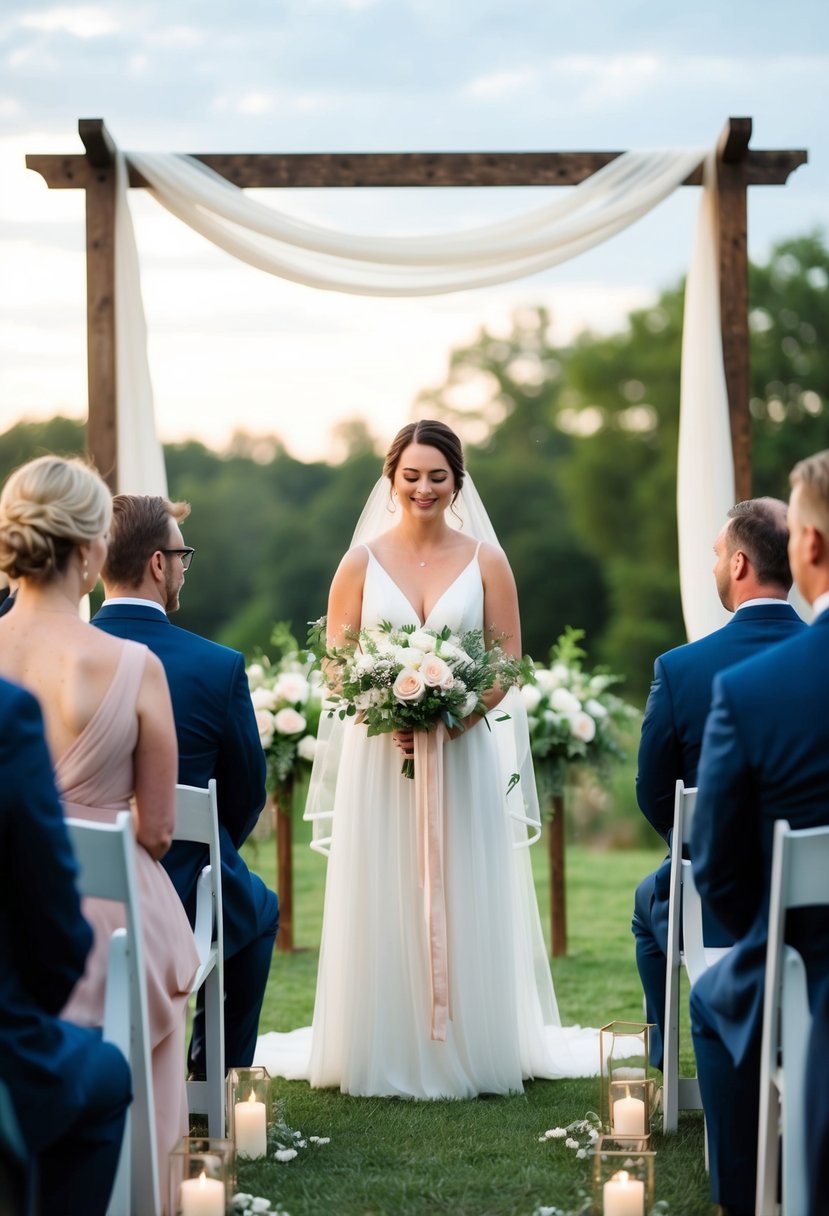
[239, 825, 711, 1214]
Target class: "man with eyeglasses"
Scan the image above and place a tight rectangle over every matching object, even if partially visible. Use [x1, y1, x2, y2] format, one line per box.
[93, 495, 278, 1081]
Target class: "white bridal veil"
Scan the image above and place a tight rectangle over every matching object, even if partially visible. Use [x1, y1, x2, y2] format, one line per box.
[303, 471, 542, 855]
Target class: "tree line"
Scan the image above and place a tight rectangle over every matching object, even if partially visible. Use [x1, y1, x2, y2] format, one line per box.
[2, 232, 826, 703]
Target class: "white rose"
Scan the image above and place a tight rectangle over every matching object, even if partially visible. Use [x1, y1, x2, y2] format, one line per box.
[392, 667, 426, 703]
[550, 688, 581, 716]
[520, 683, 542, 712]
[274, 707, 307, 735]
[251, 686, 278, 711]
[394, 645, 422, 669]
[407, 629, 437, 652]
[533, 668, 557, 693]
[569, 711, 596, 743]
[274, 672, 311, 704]
[254, 710, 275, 748]
[246, 663, 266, 690]
[297, 734, 317, 761]
[421, 655, 454, 690]
[585, 697, 608, 719]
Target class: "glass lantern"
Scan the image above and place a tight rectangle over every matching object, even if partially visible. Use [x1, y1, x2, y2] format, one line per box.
[169, 1136, 234, 1216]
[591, 1136, 656, 1216]
[226, 1066, 272, 1159]
[599, 1021, 655, 1140]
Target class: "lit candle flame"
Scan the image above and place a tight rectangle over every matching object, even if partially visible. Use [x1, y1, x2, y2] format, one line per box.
[611, 1170, 631, 1184]
[248, 1090, 256, 1104]
[198, 1170, 208, 1189]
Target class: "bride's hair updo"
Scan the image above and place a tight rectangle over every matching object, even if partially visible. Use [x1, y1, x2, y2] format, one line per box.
[0, 455, 112, 582]
[383, 420, 465, 501]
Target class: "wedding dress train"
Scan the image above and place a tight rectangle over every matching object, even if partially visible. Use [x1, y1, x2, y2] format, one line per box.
[255, 548, 599, 1093]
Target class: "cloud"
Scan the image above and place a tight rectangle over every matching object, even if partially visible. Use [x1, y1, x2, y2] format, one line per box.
[18, 4, 121, 38]
[463, 68, 537, 100]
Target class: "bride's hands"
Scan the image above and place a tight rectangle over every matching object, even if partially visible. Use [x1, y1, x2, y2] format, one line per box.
[392, 728, 415, 758]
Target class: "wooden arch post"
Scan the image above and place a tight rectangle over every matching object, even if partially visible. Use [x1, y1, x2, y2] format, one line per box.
[27, 118, 806, 955]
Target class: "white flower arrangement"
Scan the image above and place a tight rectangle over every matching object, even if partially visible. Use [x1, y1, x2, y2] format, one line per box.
[246, 622, 325, 798]
[524, 627, 637, 798]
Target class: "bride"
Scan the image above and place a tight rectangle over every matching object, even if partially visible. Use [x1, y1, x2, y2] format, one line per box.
[255, 419, 597, 1095]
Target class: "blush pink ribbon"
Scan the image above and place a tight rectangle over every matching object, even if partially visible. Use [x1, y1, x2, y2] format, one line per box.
[414, 721, 450, 1042]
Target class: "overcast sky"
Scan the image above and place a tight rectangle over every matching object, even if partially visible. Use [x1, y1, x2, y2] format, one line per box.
[1, 0, 827, 460]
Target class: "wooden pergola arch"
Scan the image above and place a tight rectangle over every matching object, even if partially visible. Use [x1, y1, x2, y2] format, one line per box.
[28, 116, 806, 502]
[26, 118, 806, 956]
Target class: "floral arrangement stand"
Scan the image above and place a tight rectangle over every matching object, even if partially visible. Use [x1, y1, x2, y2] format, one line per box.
[523, 628, 636, 958]
[247, 624, 324, 955]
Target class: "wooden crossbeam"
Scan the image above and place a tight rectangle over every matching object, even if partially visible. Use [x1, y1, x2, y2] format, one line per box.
[26, 117, 808, 499]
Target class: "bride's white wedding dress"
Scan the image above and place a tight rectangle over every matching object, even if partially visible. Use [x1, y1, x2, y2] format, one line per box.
[255, 545, 599, 1095]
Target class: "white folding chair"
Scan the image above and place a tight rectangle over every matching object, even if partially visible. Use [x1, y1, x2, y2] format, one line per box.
[662, 781, 732, 1133]
[65, 811, 159, 1216]
[756, 819, 829, 1216]
[174, 781, 225, 1139]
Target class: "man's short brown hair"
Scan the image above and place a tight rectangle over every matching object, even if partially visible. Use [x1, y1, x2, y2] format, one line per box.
[726, 498, 792, 591]
[790, 450, 829, 538]
[102, 494, 190, 588]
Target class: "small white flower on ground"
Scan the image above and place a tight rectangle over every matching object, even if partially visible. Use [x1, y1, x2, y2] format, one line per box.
[297, 735, 317, 761]
[231, 1197, 253, 1212]
[274, 707, 307, 735]
[274, 1148, 298, 1162]
[565, 1137, 579, 1149]
[308, 1136, 330, 1145]
[251, 1200, 272, 1213]
[546, 1127, 567, 1139]
[576, 1148, 587, 1159]
[520, 683, 542, 712]
[569, 711, 596, 743]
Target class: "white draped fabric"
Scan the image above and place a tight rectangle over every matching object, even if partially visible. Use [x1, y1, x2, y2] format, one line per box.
[677, 151, 734, 640]
[113, 140, 733, 640]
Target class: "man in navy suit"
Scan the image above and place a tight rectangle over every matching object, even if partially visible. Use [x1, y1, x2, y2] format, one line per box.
[633, 498, 804, 1071]
[94, 495, 278, 1076]
[0, 677, 131, 1216]
[690, 452, 829, 1215]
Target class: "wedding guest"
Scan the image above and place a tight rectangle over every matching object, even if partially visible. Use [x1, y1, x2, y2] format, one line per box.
[633, 498, 803, 1069]
[0, 673, 131, 1216]
[0, 455, 198, 1211]
[93, 495, 277, 1076]
[690, 451, 829, 1216]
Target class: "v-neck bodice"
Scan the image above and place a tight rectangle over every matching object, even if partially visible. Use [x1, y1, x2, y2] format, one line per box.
[362, 545, 483, 634]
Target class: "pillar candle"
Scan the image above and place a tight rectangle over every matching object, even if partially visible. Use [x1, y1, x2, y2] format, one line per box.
[235, 1090, 267, 1158]
[603, 1170, 645, 1216]
[180, 1170, 225, 1216]
[612, 1093, 646, 1136]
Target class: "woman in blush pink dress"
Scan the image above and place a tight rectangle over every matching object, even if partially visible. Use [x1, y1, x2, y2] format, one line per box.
[0, 455, 198, 1213]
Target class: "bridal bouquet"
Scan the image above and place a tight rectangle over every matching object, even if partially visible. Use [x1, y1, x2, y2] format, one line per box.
[319, 620, 523, 777]
[523, 626, 637, 798]
[247, 622, 325, 799]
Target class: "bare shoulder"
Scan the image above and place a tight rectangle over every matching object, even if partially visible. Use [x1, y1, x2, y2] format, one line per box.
[334, 544, 370, 582]
[477, 542, 515, 581]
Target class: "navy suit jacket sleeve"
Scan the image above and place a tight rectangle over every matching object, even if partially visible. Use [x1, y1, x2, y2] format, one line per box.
[0, 682, 92, 1012]
[214, 652, 267, 847]
[690, 671, 763, 939]
[636, 656, 680, 840]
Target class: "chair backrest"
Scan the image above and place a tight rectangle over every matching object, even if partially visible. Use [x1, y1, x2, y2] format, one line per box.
[172, 780, 223, 978]
[757, 818, 829, 1215]
[65, 811, 159, 1216]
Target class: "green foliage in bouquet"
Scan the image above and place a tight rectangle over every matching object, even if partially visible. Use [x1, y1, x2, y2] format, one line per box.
[523, 627, 638, 799]
[246, 622, 324, 799]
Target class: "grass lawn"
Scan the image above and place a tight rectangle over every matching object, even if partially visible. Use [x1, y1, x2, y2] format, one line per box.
[235, 821, 713, 1215]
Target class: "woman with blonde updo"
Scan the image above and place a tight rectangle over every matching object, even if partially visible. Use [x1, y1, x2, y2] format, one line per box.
[0, 455, 198, 1211]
